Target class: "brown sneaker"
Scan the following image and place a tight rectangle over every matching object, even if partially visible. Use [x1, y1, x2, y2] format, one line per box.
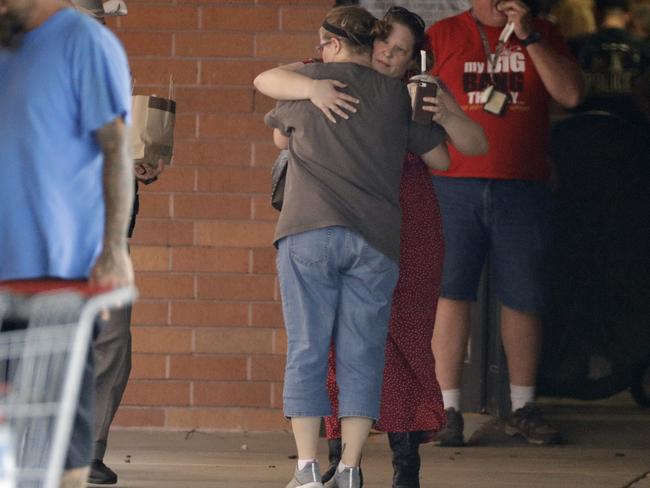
[505, 403, 561, 445]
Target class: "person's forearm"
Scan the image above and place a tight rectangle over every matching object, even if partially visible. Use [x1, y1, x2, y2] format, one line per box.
[96, 118, 134, 250]
[440, 112, 489, 156]
[527, 41, 584, 108]
[421, 144, 451, 170]
[273, 129, 289, 149]
[254, 65, 314, 101]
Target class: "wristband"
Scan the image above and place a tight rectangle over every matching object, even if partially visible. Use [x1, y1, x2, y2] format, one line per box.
[521, 31, 542, 47]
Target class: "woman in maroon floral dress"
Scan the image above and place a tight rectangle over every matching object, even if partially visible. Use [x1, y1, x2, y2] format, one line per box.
[319, 8, 487, 488]
[324, 150, 446, 487]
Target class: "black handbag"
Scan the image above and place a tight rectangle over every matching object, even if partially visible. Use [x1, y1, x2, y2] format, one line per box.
[271, 149, 289, 211]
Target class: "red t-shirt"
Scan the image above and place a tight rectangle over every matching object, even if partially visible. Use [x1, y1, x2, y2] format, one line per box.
[427, 10, 572, 181]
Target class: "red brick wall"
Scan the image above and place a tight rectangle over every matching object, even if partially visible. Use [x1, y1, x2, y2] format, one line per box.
[108, 0, 332, 431]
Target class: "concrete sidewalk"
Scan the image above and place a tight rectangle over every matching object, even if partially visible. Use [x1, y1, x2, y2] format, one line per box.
[96, 395, 649, 488]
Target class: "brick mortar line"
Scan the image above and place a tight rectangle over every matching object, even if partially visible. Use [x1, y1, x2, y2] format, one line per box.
[196, 59, 202, 84]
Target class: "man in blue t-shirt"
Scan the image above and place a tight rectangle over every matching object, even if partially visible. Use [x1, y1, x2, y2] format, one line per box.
[0, 0, 133, 484]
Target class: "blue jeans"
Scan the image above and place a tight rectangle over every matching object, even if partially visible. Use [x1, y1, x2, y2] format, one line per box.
[277, 226, 399, 420]
[432, 177, 552, 314]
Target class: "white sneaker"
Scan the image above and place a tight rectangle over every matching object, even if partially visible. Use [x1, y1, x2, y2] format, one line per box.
[285, 460, 323, 488]
[324, 466, 361, 488]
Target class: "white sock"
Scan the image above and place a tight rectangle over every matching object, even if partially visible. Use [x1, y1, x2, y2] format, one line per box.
[337, 461, 355, 473]
[441, 389, 461, 410]
[510, 384, 535, 411]
[297, 458, 316, 470]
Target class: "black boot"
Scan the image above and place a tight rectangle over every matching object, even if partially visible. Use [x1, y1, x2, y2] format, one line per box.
[88, 459, 118, 484]
[321, 438, 341, 484]
[388, 431, 421, 488]
[321, 438, 364, 487]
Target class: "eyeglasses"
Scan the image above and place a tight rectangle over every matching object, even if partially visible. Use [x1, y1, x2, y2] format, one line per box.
[384, 6, 426, 32]
[315, 39, 333, 54]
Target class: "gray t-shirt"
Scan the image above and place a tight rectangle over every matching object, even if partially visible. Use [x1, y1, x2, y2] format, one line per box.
[265, 62, 445, 262]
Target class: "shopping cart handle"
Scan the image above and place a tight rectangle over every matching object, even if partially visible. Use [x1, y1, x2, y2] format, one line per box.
[0, 280, 138, 314]
[0, 279, 125, 297]
[0, 280, 137, 488]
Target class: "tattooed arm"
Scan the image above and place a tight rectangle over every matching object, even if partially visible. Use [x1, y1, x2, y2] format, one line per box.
[90, 116, 135, 287]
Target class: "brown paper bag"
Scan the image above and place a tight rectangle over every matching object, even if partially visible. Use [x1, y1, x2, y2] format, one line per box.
[73, 0, 104, 18]
[73, 0, 128, 18]
[131, 94, 176, 166]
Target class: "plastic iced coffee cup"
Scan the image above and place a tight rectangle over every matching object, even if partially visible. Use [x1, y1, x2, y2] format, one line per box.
[408, 74, 438, 125]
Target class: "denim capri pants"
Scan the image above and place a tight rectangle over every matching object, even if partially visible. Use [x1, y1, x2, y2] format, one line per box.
[276, 226, 399, 420]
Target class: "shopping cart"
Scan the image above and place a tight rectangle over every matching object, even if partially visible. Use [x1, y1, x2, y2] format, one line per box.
[0, 280, 137, 488]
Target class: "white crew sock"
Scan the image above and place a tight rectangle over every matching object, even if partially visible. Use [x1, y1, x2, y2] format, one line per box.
[297, 458, 316, 470]
[441, 389, 461, 410]
[337, 461, 355, 473]
[510, 384, 535, 411]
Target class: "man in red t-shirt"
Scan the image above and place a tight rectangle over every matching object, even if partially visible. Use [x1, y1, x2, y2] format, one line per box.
[427, 0, 584, 446]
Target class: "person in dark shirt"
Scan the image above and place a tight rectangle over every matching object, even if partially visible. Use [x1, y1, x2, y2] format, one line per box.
[571, 0, 650, 126]
[90, 160, 164, 486]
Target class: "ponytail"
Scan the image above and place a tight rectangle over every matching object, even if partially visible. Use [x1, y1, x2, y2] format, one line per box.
[321, 6, 380, 55]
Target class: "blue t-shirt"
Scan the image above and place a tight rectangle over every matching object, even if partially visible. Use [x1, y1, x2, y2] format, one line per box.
[0, 8, 131, 280]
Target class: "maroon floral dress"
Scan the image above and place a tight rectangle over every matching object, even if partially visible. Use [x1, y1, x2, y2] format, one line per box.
[325, 153, 446, 442]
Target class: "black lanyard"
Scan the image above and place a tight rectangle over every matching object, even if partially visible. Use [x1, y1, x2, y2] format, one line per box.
[472, 14, 513, 85]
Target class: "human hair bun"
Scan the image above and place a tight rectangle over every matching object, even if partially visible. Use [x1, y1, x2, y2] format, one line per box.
[322, 6, 378, 54]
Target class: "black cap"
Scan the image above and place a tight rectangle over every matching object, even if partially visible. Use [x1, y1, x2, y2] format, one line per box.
[596, 0, 630, 12]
